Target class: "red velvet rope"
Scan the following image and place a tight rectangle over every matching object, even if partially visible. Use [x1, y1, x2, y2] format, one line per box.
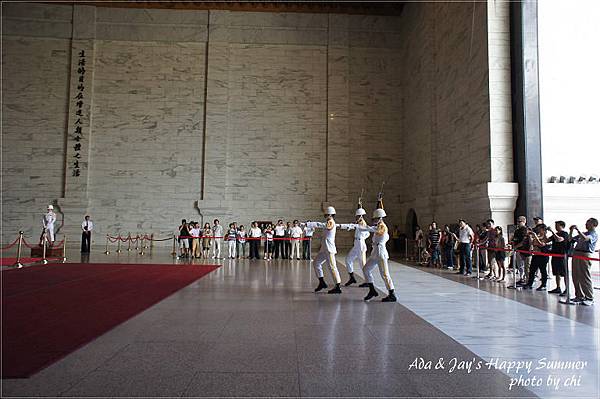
[1, 237, 20, 251]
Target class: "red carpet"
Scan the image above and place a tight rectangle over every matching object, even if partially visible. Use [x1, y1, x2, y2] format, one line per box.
[1, 263, 218, 378]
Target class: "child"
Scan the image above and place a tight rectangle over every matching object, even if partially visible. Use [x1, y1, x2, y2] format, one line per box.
[495, 226, 507, 282]
[264, 224, 274, 260]
[237, 225, 247, 258]
[226, 223, 237, 259]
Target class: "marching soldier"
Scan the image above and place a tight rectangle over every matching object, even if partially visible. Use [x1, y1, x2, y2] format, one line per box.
[304, 206, 342, 294]
[338, 199, 370, 286]
[362, 195, 397, 302]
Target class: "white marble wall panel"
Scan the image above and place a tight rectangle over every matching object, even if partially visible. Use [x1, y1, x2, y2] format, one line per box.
[86, 40, 206, 237]
[1, 36, 71, 243]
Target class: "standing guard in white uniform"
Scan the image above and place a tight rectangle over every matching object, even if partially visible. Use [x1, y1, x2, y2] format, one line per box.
[362, 197, 396, 302]
[338, 200, 370, 286]
[42, 205, 57, 246]
[304, 206, 342, 294]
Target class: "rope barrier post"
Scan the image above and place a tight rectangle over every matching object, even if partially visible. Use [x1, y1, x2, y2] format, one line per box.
[62, 236, 67, 263]
[104, 234, 110, 255]
[139, 236, 145, 256]
[559, 251, 575, 305]
[473, 244, 480, 279]
[134, 234, 139, 251]
[116, 235, 122, 253]
[143, 234, 148, 249]
[127, 233, 132, 252]
[42, 232, 48, 264]
[14, 231, 24, 268]
[171, 235, 178, 258]
[405, 237, 408, 260]
[150, 233, 154, 251]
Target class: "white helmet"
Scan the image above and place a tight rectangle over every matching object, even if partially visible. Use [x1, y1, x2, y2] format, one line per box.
[325, 206, 336, 215]
[355, 208, 366, 216]
[373, 208, 386, 218]
[47, 205, 54, 210]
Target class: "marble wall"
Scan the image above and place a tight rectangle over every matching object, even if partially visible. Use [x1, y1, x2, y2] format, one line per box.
[1, 2, 515, 248]
[397, 1, 517, 233]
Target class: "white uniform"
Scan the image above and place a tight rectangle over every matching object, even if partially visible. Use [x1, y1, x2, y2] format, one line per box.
[43, 211, 57, 242]
[212, 224, 224, 258]
[290, 226, 303, 259]
[339, 223, 370, 273]
[361, 223, 395, 290]
[306, 220, 341, 284]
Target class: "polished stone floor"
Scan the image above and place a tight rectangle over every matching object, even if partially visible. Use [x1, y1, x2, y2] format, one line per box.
[1, 247, 598, 397]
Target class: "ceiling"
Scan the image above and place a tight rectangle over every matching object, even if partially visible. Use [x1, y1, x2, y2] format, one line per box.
[52, 1, 405, 16]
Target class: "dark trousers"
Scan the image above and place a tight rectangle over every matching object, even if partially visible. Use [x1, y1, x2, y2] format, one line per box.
[249, 240, 260, 259]
[274, 238, 284, 258]
[81, 231, 91, 252]
[527, 255, 548, 287]
[459, 243, 472, 273]
[444, 245, 454, 267]
[478, 249, 487, 271]
[284, 239, 291, 259]
[303, 238, 312, 259]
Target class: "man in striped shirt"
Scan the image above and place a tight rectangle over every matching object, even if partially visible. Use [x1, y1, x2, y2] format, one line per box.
[428, 222, 442, 268]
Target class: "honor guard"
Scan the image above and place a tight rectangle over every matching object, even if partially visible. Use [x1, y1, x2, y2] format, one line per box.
[42, 205, 57, 246]
[305, 206, 342, 294]
[338, 200, 370, 286]
[362, 196, 396, 302]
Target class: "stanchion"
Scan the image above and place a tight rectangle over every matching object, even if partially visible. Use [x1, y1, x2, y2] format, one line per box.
[104, 234, 110, 255]
[42, 233, 48, 264]
[62, 236, 67, 263]
[134, 235, 139, 251]
[150, 234, 154, 251]
[116, 235, 122, 253]
[559, 252, 575, 305]
[143, 235, 148, 249]
[171, 235, 178, 257]
[127, 233, 132, 252]
[473, 244, 481, 279]
[405, 237, 408, 260]
[139, 236, 145, 256]
[14, 231, 24, 268]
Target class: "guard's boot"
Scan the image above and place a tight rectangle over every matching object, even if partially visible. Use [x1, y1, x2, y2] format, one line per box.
[363, 283, 379, 301]
[382, 289, 397, 302]
[327, 283, 342, 294]
[314, 277, 328, 292]
[358, 282, 369, 288]
[344, 273, 357, 286]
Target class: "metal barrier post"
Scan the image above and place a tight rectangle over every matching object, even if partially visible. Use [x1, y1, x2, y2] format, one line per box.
[14, 231, 24, 268]
[62, 236, 67, 263]
[139, 236, 145, 256]
[150, 234, 154, 251]
[171, 235, 178, 257]
[143, 235, 148, 249]
[104, 234, 110, 255]
[474, 244, 480, 279]
[42, 233, 48, 264]
[127, 233, 132, 252]
[559, 252, 575, 305]
[405, 238, 408, 260]
[116, 235, 122, 253]
[134, 235, 139, 251]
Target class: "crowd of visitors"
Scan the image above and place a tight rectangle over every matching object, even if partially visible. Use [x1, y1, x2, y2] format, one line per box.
[413, 216, 598, 306]
[176, 219, 314, 261]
